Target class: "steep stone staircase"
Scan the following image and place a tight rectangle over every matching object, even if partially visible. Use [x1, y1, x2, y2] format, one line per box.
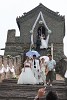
[0, 78, 67, 100]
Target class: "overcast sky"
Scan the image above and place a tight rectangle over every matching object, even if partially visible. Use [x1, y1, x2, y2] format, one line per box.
[0, 0, 67, 56]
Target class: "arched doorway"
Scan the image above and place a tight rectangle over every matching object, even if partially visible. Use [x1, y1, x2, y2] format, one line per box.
[37, 26, 46, 39]
[36, 25, 46, 50]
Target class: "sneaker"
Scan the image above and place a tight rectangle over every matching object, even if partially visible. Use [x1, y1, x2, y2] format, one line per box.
[50, 84, 52, 86]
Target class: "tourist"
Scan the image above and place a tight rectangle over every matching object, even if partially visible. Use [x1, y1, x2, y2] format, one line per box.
[2, 57, 16, 79]
[34, 88, 58, 100]
[0, 56, 5, 82]
[40, 58, 47, 86]
[9, 58, 16, 78]
[17, 56, 37, 84]
[3, 57, 10, 79]
[40, 33, 50, 49]
[32, 55, 43, 84]
[46, 54, 56, 86]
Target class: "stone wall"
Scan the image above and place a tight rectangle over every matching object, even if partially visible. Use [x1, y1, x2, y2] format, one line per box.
[56, 57, 67, 77]
[0, 55, 22, 82]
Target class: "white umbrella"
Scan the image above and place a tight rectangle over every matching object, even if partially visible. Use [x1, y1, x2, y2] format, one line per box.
[39, 56, 49, 62]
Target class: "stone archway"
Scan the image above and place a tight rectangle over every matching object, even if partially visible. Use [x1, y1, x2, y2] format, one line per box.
[37, 25, 46, 39]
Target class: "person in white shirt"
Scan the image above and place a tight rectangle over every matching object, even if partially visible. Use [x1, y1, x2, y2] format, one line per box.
[32, 55, 43, 84]
[9, 58, 16, 78]
[46, 54, 56, 86]
[40, 58, 47, 86]
[40, 33, 50, 49]
[3, 57, 11, 79]
[0, 56, 5, 81]
[3, 57, 16, 79]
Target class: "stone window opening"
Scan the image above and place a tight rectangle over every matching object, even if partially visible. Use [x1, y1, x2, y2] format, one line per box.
[37, 26, 46, 40]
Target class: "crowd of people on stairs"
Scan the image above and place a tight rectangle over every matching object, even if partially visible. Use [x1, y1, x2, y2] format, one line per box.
[17, 54, 56, 87]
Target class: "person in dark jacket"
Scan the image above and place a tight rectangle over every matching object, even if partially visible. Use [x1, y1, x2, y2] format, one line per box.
[34, 88, 58, 100]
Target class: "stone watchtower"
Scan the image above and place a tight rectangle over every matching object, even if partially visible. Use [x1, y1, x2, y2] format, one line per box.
[4, 3, 65, 62]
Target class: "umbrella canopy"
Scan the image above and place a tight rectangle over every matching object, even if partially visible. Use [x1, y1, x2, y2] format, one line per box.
[26, 50, 40, 57]
[39, 56, 49, 62]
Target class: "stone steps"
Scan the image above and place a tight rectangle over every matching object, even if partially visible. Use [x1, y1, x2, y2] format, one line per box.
[0, 79, 67, 100]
